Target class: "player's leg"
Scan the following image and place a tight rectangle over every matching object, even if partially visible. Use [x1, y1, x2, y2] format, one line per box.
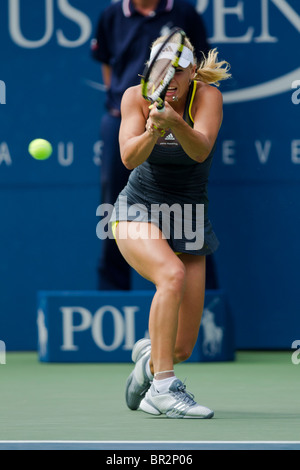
[140, 252, 206, 368]
[174, 253, 206, 363]
[116, 221, 186, 409]
[139, 253, 213, 418]
[116, 221, 186, 374]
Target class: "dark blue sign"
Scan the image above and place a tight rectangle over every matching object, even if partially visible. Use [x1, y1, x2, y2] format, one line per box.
[37, 290, 235, 362]
[0, 0, 299, 351]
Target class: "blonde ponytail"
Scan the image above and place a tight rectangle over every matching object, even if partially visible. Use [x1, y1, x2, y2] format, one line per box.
[195, 48, 231, 87]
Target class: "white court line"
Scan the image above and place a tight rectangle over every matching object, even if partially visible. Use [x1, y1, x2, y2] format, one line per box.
[1, 440, 300, 443]
[1, 440, 300, 445]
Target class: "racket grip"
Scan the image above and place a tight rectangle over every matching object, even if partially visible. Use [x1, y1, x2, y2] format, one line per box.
[156, 97, 165, 112]
[153, 125, 166, 137]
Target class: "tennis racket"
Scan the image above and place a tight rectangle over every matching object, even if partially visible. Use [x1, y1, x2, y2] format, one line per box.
[141, 28, 186, 111]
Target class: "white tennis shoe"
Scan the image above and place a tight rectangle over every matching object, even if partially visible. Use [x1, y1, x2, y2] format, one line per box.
[139, 378, 214, 419]
[125, 338, 152, 410]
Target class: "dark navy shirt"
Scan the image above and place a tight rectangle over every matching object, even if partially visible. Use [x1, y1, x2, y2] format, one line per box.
[91, 0, 210, 112]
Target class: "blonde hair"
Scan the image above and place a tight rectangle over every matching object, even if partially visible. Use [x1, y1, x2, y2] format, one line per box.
[196, 48, 231, 87]
[151, 35, 231, 87]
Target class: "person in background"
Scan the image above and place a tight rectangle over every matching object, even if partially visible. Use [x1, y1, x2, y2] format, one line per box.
[91, 0, 212, 290]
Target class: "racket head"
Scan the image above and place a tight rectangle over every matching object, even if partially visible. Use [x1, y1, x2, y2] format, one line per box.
[141, 28, 187, 109]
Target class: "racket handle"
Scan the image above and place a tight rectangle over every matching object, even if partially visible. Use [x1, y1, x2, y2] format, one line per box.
[157, 103, 165, 112]
[156, 97, 165, 112]
[153, 125, 166, 137]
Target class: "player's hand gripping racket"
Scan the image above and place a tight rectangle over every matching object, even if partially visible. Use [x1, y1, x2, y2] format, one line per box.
[141, 28, 186, 112]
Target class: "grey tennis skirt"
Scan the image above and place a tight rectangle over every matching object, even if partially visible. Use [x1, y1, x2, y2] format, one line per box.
[110, 169, 219, 256]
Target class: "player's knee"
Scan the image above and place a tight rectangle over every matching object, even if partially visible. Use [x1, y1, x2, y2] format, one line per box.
[174, 345, 193, 363]
[164, 263, 186, 297]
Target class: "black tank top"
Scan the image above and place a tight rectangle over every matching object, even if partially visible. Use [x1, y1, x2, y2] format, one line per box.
[127, 81, 216, 207]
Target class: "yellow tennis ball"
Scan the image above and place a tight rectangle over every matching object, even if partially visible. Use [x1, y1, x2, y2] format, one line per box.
[28, 139, 53, 160]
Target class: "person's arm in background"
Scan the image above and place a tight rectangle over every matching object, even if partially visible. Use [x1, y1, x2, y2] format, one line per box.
[91, 10, 112, 88]
[101, 64, 112, 89]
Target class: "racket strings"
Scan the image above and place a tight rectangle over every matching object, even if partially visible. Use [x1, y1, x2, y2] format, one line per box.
[141, 29, 185, 105]
[147, 60, 174, 102]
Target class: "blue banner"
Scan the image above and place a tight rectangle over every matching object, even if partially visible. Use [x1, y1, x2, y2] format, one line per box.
[0, 0, 299, 350]
[37, 290, 235, 362]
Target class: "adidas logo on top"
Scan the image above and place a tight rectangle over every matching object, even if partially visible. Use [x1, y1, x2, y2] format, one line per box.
[165, 132, 175, 141]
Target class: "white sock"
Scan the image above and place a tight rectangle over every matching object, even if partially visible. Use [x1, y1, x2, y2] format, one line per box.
[145, 359, 154, 380]
[153, 376, 176, 394]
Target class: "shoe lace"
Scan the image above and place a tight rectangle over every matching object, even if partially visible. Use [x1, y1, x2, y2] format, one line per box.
[172, 380, 196, 406]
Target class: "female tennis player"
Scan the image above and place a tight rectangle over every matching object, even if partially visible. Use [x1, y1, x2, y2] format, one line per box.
[111, 33, 231, 418]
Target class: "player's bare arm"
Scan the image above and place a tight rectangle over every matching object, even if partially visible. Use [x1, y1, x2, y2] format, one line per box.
[149, 84, 223, 162]
[119, 86, 164, 170]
